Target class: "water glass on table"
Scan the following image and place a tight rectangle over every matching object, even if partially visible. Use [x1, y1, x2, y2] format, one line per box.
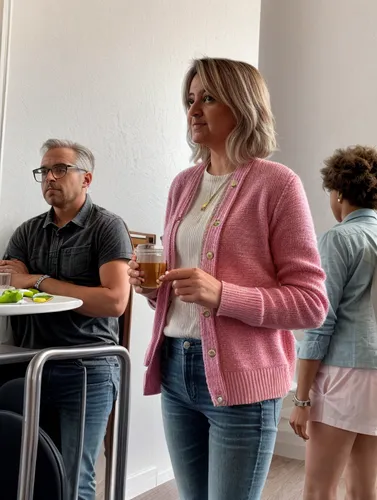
[0, 273, 11, 291]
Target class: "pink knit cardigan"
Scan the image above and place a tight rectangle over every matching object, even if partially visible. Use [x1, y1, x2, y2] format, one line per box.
[143, 159, 328, 406]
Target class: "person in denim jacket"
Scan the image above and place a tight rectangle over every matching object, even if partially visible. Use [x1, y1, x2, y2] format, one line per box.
[290, 145, 377, 500]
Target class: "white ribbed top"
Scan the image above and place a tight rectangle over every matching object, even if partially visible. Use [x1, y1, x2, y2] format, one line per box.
[164, 169, 232, 339]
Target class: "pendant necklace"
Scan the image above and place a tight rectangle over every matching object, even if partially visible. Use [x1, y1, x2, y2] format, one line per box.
[200, 177, 231, 211]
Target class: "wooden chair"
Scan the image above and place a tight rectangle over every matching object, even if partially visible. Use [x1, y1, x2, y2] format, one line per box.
[104, 230, 156, 485]
[128, 230, 156, 247]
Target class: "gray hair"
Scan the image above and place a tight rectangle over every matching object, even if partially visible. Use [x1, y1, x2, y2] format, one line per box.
[41, 139, 95, 173]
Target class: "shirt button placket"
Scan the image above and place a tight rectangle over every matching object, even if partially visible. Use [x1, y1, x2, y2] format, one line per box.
[56, 229, 64, 276]
[50, 229, 60, 276]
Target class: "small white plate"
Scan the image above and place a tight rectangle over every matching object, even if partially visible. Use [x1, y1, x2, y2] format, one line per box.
[0, 295, 83, 316]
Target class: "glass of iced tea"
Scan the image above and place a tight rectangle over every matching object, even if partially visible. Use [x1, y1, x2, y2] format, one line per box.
[135, 244, 166, 290]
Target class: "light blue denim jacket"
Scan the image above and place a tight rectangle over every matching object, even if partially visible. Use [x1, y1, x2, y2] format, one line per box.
[299, 209, 377, 368]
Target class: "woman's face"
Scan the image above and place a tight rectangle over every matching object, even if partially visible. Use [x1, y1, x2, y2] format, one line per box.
[330, 190, 342, 222]
[187, 75, 236, 152]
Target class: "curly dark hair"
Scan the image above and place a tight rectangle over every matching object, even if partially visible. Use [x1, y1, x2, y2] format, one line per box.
[321, 145, 377, 208]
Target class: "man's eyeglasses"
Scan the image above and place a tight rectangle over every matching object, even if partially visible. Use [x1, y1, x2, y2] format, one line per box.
[32, 164, 88, 183]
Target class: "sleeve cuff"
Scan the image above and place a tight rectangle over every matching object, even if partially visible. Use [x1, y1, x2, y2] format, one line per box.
[217, 281, 264, 326]
[98, 253, 131, 268]
[298, 339, 328, 360]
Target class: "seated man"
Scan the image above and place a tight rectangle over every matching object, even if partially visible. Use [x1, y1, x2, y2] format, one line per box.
[0, 139, 132, 500]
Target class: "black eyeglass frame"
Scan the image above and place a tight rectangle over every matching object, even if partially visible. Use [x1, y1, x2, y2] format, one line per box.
[32, 163, 88, 183]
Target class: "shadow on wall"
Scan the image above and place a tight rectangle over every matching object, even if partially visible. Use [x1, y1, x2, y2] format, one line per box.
[0, 228, 17, 262]
[0, 230, 18, 345]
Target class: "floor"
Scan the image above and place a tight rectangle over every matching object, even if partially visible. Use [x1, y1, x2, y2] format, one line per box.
[132, 455, 348, 500]
[96, 454, 347, 499]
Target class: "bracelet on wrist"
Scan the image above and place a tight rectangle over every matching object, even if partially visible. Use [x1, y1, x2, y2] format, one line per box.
[293, 394, 311, 407]
[34, 274, 51, 291]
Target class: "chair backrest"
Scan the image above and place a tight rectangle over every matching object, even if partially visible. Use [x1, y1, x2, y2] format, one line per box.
[118, 287, 133, 350]
[0, 410, 68, 500]
[106, 230, 156, 477]
[118, 230, 156, 349]
[129, 230, 156, 248]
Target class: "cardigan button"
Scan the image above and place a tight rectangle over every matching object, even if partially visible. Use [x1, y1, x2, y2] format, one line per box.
[206, 251, 214, 260]
[213, 220, 221, 227]
[203, 310, 211, 318]
[217, 396, 224, 404]
[231, 180, 238, 188]
[208, 349, 216, 358]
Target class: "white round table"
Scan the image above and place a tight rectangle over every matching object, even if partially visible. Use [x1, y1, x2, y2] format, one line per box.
[0, 295, 83, 316]
[0, 295, 83, 363]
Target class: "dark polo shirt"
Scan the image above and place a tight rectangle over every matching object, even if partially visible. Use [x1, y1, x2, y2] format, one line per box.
[4, 196, 133, 348]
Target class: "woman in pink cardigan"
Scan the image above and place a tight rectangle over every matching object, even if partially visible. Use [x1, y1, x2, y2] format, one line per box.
[128, 57, 328, 500]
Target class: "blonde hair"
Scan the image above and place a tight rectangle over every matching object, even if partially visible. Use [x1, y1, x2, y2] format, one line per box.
[182, 58, 276, 165]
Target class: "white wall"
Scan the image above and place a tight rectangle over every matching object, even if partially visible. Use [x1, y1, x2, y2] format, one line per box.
[0, 1, 261, 496]
[259, 0, 377, 459]
[259, 0, 377, 235]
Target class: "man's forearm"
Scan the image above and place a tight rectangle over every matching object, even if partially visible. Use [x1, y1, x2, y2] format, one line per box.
[295, 359, 322, 401]
[39, 277, 129, 318]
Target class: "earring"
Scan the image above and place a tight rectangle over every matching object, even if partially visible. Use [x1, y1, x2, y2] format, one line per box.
[338, 194, 342, 203]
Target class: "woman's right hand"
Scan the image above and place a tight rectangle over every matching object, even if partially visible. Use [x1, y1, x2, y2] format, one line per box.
[127, 255, 145, 294]
[289, 406, 310, 441]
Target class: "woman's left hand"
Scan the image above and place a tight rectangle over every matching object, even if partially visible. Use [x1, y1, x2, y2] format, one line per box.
[159, 268, 222, 309]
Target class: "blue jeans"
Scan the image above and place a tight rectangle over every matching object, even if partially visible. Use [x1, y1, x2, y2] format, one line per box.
[0, 358, 119, 500]
[161, 338, 282, 500]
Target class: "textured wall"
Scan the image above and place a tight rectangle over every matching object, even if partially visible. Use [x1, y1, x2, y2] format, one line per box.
[259, 0, 377, 235]
[0, 1, 261, 495]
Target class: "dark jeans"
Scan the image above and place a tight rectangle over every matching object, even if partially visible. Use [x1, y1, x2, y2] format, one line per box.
[0, 358, 119, 500]
[161, 338, 282, 500]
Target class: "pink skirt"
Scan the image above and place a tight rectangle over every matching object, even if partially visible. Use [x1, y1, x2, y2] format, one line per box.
[310, 364, 377, 436]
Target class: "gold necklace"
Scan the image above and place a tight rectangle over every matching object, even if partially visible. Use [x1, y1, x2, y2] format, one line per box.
[200, 177, 231, 211]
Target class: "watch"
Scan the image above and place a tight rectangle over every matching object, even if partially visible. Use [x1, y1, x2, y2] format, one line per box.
[293, 394, 311, 407]
[34, 274, 51, 291]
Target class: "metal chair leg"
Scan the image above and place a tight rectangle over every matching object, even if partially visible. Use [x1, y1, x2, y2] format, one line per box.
[71, 366, 87, 500]
[104, 406, 115, 500]
[17, 345, 130, 500]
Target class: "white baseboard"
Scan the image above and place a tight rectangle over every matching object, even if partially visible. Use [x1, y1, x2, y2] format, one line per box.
[126, 467, 157, 499]
[157, 467, 174, 486]
[126, 466, 174, 499]
[274, 428, 306, 460]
